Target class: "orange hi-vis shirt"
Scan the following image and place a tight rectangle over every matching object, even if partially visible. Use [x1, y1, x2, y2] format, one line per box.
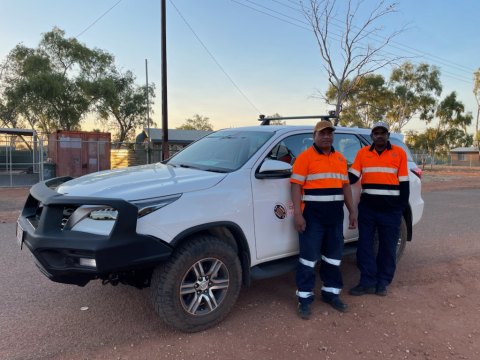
[349, 143, 409, 209]
[290, 145, 348, 222]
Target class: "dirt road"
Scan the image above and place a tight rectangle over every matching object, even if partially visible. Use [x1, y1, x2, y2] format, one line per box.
[1, 169, 480, 360]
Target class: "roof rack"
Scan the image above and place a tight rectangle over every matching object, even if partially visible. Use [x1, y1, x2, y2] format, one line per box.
[258, 111, 337, 125]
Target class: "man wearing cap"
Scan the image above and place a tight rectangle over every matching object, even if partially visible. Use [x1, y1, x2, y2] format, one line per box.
[348, 121, 410, 297]
[291, 120, 356, 319]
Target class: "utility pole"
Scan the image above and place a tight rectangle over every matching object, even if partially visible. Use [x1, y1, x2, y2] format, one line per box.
[145, 58, 151, 164]
[161, 0, 169, 160]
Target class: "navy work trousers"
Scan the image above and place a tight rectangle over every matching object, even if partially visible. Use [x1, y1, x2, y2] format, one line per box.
[356, 202, 402, 288]
[296, 206, 344, 305]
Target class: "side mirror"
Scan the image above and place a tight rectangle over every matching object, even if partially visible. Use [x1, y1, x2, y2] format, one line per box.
[255, 159, 292, 179]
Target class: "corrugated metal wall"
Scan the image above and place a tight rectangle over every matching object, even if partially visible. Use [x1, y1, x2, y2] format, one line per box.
[48, 131, 111, 177]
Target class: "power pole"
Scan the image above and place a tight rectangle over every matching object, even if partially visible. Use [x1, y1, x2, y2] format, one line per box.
[145, 58, 151, 164]
[161, 0, 169, 160]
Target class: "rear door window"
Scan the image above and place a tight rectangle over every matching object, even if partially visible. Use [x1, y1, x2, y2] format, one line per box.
[333, 133, 364, 165]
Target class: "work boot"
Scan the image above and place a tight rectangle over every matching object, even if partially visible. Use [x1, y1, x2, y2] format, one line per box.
[297, 302, 311, 320]
[375, 285, 388, 296]
[349, 284, 376, 296]
[322, 296, 348, 312]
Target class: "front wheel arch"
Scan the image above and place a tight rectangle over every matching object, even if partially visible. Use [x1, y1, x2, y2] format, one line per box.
[170, 222, 252, 286]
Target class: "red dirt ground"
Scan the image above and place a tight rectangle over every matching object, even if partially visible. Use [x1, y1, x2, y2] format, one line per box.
[1, 168, 480, 359]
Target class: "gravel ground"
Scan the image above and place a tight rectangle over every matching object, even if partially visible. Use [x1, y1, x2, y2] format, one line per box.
[1, 168, 480, 360]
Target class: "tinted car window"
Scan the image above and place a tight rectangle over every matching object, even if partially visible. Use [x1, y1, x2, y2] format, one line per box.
[266, 134, 314, 164]
[389, 137, 414, 162]
[333, 133, 363, 165]
[168, 130, 275, 171]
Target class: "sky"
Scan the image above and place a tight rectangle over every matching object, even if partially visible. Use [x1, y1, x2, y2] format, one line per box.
[0, 0, 479, 134]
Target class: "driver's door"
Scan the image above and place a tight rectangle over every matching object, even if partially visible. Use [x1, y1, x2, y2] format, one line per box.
[252, 133, 312, 260]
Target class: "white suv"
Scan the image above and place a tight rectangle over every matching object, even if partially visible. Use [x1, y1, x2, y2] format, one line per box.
[17, 122, 424, 332]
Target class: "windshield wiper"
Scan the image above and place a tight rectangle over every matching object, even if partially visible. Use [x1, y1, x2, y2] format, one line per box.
[175, 163, 204, 170]
[170, 163, 230, 173]
[203, 168, 230, 173]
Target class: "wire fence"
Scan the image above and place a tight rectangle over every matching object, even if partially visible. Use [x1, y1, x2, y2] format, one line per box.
[0, 134, 189, 187]
[0, 134, 44, 187]
[411, 152, 480, 168]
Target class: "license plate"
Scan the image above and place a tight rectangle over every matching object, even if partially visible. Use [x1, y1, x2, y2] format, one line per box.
[16, 222, 24, 248]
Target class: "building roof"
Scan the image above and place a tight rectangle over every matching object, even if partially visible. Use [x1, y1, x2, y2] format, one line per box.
[0, 128, 37, 136]
[136, 128, 213, 144]
[450, 147, 479, 153]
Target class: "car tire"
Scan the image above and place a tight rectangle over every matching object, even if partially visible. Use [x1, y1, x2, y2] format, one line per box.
[395, 217, 408, 261]
[150, 235, 242, 333]
[373, 216, 408, 262]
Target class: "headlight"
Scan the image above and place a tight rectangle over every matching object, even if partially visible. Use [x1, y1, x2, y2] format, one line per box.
[81, 194, 182, 223]
[132, 194, 182, 218]
[89, 208, 118, 220]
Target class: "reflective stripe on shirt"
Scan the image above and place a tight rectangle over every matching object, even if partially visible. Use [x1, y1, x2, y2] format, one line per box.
[349, 168, 361, 177]
[306, 172, 348, 181]
[363, 166, 398, 174]
[362, 188, 400, 196]
[302, 194, 345, 202]
[291, 173, 306, 182]
[398, 175, 409, 182]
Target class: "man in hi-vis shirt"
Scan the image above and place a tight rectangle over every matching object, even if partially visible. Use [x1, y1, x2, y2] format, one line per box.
[348, 121, 409, 297]
[291, 120, 356, 319]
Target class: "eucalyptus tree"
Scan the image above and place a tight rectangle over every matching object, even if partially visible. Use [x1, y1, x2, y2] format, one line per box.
[435, 91, 472, 138]
[386, 62, 442, 132]
[177, 114, 213, 131]
[325, 74, 391, 128]
[93, 70, 156, 144]
[303, 0, 404, 124]
[0, 27, 114, 133]
[408, 92, 473, 161]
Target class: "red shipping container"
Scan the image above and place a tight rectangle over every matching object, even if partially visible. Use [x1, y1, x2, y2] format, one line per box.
[48, 130, 111, 178]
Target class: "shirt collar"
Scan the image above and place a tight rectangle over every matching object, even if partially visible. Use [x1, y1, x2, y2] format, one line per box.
[313, 143, 335, 154]
[369, 141, 392, 151]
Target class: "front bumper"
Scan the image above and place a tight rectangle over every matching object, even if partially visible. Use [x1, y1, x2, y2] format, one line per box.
[18, 177, 172, 286]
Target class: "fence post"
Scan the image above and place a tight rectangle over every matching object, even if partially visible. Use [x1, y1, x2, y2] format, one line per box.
[97, 141, 100, 172]
[8, 140, 13, 187]
[40, 138, 44, 182]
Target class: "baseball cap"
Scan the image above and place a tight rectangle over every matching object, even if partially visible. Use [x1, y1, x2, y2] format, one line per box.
[371, 121, 389, 132]
[314, 120, 335, 132]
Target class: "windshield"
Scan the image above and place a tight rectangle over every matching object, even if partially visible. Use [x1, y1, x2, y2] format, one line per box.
[167, 130, 275, 172]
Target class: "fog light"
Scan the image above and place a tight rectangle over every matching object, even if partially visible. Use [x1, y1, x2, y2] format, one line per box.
[79, 258, 97, 268]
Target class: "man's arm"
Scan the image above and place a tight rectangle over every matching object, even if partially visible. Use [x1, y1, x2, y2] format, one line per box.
[348, 149, 362, 184]
[342, 183, 357, 229]
[398, 149, 410, 210]
[291, 183, 306, 233]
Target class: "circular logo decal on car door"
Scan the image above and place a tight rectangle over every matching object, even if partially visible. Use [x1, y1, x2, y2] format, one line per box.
[274, 203, 287, 220]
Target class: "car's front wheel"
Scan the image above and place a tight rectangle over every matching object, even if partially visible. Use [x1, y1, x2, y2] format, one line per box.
[151, 235, 242, 332]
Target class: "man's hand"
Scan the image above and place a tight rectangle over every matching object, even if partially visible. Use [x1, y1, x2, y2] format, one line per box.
[348, 210, 357, 229]
[294, 213, 306, 233]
